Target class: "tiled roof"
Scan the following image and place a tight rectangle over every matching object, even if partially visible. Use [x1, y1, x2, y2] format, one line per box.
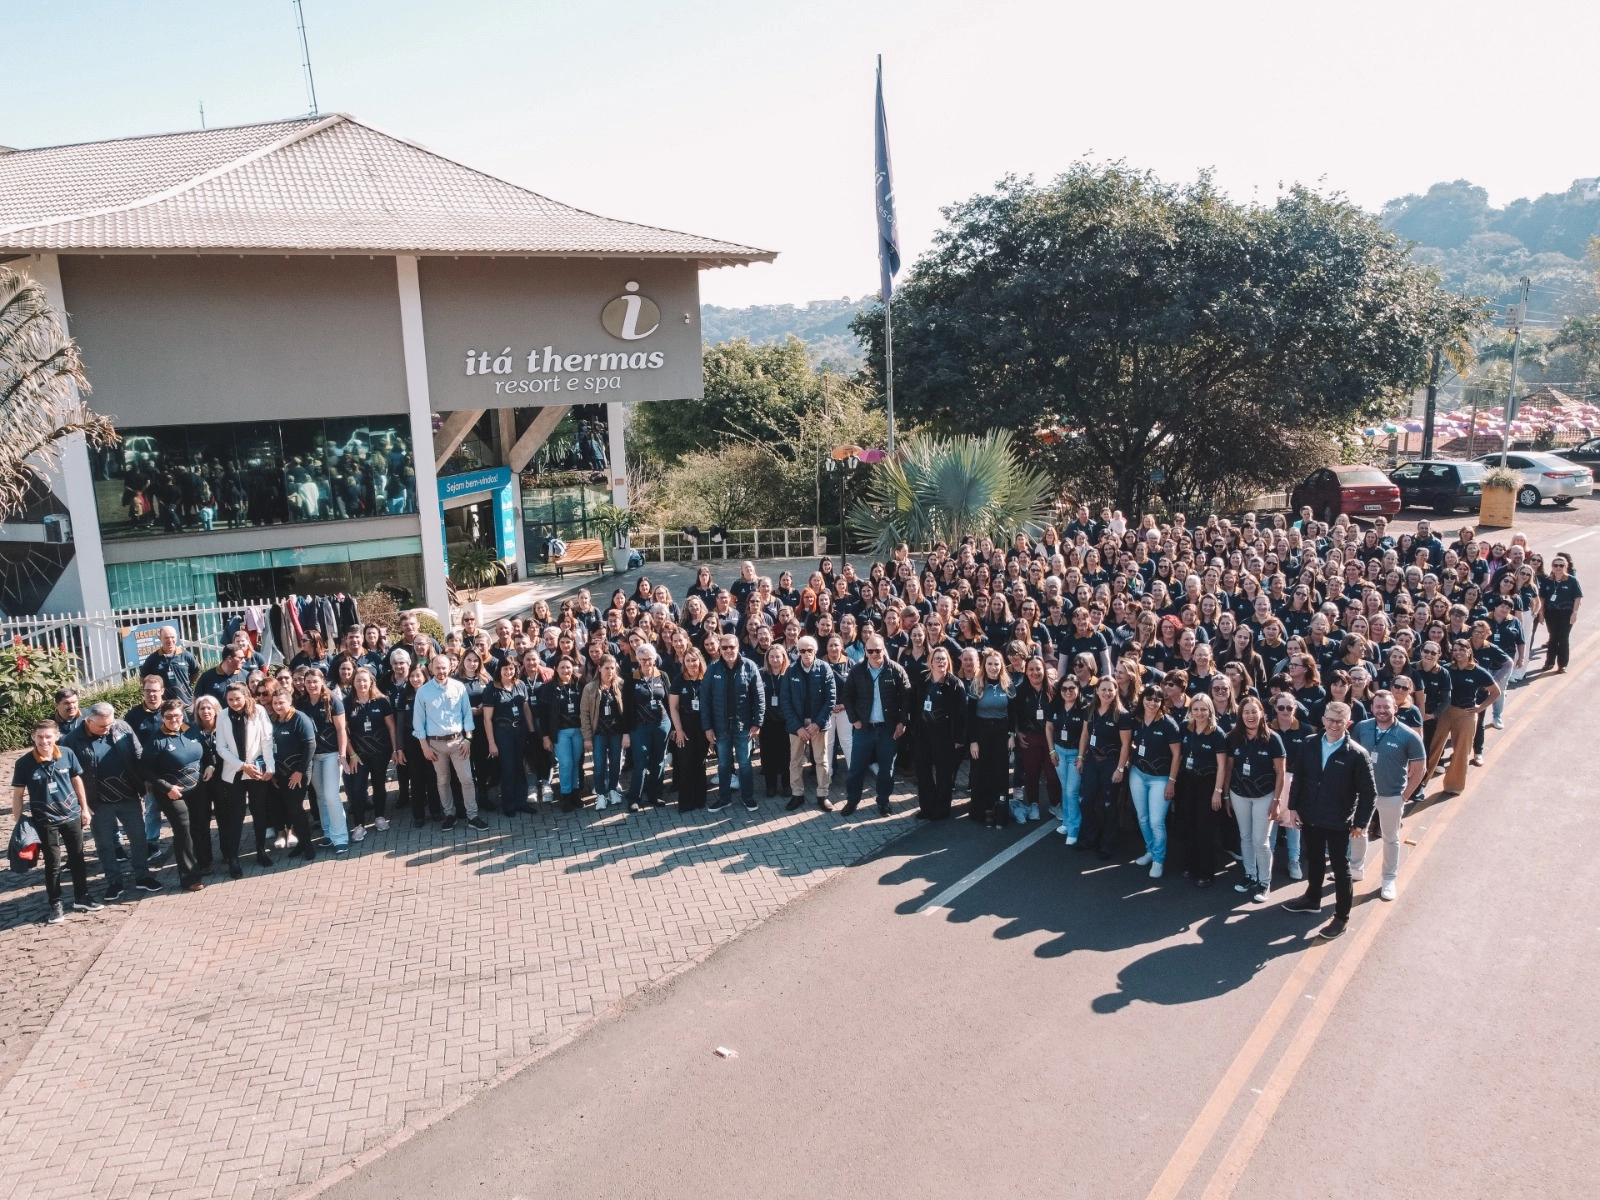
[0, 115, 773, 264]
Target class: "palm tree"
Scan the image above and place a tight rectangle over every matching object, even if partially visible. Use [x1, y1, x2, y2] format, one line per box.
[847, 429, 1054, 556]
[0, 265, 116, 520]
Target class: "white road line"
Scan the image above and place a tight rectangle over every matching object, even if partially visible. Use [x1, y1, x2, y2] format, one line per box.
[918, 821, 1058, 913]
[1555, 528, 1597, 548]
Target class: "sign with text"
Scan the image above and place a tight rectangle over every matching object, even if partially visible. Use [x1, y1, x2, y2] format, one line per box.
[420, 259, 703, 410]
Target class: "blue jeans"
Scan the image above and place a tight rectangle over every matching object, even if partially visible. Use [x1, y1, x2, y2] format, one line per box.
[714, 728, 754, 800]
[552, 727, 584, 796]
[142, 791, 163, 844]
[310, 751, 349, 848]
[627, 719, 670, 805]
[591, 732, 623, 796]
[1054, 748, 1081, 837]
[1128, 766, 1170, 864]
[846, 723, 898, 806]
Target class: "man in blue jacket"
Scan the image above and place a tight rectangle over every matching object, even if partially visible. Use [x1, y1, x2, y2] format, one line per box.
[780, 636, 836, 811]
[703, 634, 764, 812]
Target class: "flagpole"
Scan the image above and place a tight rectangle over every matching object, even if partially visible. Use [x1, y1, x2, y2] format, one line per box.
[884, 292, 895, 456]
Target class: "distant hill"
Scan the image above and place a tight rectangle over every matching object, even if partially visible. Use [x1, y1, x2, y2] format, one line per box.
[1382, 179, 1600, 323]
[701, 295, 872, 373]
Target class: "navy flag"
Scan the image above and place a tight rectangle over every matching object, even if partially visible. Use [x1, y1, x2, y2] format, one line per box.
[874, 55, 900, 303]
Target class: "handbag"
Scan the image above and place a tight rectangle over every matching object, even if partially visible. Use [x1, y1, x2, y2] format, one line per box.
[8, 816, 41, 873]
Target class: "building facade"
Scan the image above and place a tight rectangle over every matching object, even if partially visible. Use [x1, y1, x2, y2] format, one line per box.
[0, 114, 771, 617]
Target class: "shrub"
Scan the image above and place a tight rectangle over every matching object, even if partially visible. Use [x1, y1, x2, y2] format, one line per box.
[0, 677, 143, 751]
[0, 637, 81, 719]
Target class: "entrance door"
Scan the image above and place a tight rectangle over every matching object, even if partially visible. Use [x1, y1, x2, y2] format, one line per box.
[444, 496, 497, 562]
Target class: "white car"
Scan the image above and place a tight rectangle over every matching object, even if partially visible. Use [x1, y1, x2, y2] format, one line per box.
[1473, 451, 1595, 507]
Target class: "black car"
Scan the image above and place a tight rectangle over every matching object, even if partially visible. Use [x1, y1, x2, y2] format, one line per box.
[1564, 435, 1600, 466]
[1388, 460, 1486, 514]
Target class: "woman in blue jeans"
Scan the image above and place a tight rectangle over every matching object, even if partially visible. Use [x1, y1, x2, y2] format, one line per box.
[582, 656, 626, 810]
[541, 658, 585, 812]
[1048, 676, 1084, 842]
[1123, 683, 1181, 878]
[622, 644, 672, 812]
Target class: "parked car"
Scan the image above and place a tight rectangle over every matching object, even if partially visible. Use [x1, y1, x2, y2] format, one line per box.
[1471, 451, 1595, 507]
[1290, 465, 1402, 524]
[1562, 435, 1600, 466]
[1387, 459, 1485, 514]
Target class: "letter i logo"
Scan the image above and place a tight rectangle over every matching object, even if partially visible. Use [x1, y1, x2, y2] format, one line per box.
[601, 281, 660, 341]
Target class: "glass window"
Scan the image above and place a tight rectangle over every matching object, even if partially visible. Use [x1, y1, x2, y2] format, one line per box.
[93, 414, 416, 541]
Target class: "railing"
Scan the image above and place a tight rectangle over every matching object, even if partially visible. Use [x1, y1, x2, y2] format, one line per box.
[0, 599, 284, 687]
[624, 527, 828, 565]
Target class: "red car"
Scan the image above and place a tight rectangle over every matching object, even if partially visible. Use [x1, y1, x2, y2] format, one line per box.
[1289, 465, 1402, 524]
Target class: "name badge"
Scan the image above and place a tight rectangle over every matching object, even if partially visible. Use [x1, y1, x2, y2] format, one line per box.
[1241, 761, 1252, 777]
[923, 697, 934, 713]
[1185, 754, 1195, 770]
[770, 695, 779, 708]
[1089, 732, 1098, 748]
[690, 697, 700, 712]
[567, 701, 576, 714]
[1138, 742, 1148, 759]
[1036, 708, 1045, 721]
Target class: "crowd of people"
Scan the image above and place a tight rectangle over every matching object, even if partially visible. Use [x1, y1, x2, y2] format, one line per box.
[12, 504, 1583, 939]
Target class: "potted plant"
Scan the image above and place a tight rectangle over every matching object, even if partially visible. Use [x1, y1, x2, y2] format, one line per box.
[1478, 466, 1519, 529]
[591, 501, 640, 572]
[450, 543, 501, 620]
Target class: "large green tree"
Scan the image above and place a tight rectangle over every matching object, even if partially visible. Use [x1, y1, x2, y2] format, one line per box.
[629, 335, 824, 467]
[855, 166, 1483, 513]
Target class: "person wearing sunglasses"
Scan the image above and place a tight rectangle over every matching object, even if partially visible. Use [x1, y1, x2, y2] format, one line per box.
[841, 637, 912, 817]
[1538, 554, 1582, 674]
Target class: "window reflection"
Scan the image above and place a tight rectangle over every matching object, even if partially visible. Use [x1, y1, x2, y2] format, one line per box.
[94, 415, 417, 540]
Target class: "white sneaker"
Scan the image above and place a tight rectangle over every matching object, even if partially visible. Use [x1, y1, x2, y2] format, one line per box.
[351, 825, 366, 842]
[541, 783, 553, 804]
[1492, 716, 1503, 730]
[285, 833, 300, 849]
[1064, 835, 1078, 845]
[610, 789, 624, 808]
[1288, 862, 1304, 881]
[1150, 862, 1163, 879]
[374, 817, 390, 832]
[273, 834, 288, 850]
[1135, 853, 1154, 867]
[1253, 887, 1269, 903]
[1380, 880, 1397, 901]
[1027, 804, 1040, 822]
[1048, 804, 1061, 817]
[594, 792, 607, 811]
[1349, 864, 1364, 882]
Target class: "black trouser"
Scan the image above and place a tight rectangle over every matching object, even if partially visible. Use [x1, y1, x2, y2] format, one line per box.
[1299, 823, 1353, 922]
[673, 730, 707, 811]
[403, 742, 440, 819]
[157, 791, 201, 886]
[39, 817, 90, 904]
[221, 777, 272, 859]
[273, 775, 314, 850]
[188, 775, 221, 871]
[916, 734, 958, 818]
[759, 712, 790, 792]
[90, 799, 147, 888]
[968, 717, 1011, 819]
[1545, 608, 1574, 669]
[494, 726, 528, 810]
[1079, 754, 1121, 853]
[1174, 772, 1221, 876]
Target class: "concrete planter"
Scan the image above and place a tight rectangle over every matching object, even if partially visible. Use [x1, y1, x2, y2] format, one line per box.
[1478, 484, 1516, 529]
[612, 545, 633, 573]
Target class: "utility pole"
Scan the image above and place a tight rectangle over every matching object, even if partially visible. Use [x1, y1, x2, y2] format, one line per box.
[293, 0, 319, 117]
[1421, 345, 1441, 459]
[1499, 276, 1530, 469]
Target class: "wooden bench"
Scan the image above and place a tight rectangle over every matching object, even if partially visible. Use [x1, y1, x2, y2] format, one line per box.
[550, 537, 605, 577]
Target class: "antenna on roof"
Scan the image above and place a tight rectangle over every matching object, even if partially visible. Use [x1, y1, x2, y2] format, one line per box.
[293, 0, 320, 117]
[199, 101, 206, 129]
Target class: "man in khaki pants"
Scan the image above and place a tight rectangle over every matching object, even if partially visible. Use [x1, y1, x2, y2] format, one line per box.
[780, 638, 837, 811]
[411, 655, 486, 831]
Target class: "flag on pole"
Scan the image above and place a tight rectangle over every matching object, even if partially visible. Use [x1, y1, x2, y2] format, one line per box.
[874, 55, 900, 303]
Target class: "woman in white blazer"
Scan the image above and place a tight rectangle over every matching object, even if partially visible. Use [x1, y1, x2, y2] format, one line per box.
[214, 681, 276, 874]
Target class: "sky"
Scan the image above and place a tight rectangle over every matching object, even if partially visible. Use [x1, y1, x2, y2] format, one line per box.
[5, 0, 1599, 308]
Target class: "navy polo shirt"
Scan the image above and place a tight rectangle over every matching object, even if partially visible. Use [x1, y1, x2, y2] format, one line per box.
[11, 747, 83, 824]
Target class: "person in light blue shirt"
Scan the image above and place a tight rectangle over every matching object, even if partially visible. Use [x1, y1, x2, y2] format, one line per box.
[412, 655, 483, 829]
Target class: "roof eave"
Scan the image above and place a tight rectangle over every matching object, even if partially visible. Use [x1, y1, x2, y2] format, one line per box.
[0, 243, 776, 265]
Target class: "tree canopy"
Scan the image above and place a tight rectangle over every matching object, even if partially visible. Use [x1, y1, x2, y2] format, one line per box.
[855, 165, 1482, 513]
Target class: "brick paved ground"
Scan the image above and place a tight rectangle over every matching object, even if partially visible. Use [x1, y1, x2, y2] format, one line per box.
[0, 765, 923, 1200]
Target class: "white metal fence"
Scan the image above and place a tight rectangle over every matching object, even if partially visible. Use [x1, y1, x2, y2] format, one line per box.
[626, 527, 828, 565]
[0, 600, 284, 688]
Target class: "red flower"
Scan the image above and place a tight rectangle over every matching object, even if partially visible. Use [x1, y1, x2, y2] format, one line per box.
[16, 656, 31, 672]
[10, 634, 22, 647]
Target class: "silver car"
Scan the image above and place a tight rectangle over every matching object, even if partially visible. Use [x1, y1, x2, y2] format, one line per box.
[1473, 450, 1595, 507]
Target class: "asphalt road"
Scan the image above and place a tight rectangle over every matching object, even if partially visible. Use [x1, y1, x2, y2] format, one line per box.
[321, 502, 1600, 1200]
